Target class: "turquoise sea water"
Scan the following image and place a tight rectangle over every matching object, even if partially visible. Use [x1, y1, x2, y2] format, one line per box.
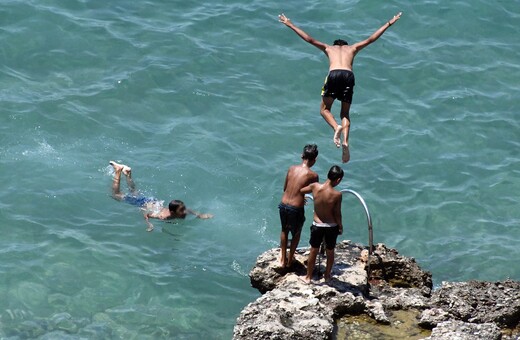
[1, 0, 519, 338]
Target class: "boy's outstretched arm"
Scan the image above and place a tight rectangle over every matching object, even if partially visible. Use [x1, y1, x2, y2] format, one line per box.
[351, 12, 402, 53]
[300, 183, 316, 195]
[279, 14, 328, 52]
[187, 208, 213, 219]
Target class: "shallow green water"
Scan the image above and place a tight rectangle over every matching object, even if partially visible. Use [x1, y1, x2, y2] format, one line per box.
[337, 310, 431, 340]
[1, 0, 519, 338]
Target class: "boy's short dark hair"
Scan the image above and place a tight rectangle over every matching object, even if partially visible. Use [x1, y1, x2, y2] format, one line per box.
[302, 144, 318, 160]
[168, 199, 185, 213]
[333, 39, 348, 46]
[327, 165, 344, 181]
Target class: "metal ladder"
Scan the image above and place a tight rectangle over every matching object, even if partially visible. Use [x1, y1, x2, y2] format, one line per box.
[305, 188, 374, 281]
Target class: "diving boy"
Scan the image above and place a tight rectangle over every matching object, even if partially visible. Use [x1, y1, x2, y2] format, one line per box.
[279, 12, 402, 162]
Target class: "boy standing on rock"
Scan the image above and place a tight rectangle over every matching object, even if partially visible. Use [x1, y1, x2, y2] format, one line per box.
[301, 165, 344, 283]
[278, 144, 319, 268]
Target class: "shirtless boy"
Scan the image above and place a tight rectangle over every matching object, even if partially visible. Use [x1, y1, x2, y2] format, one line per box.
[110, 161, 212, 232]
[300, 165, 344, 283]
[279, 12, 402, 163]
[278, 144, 319, 268]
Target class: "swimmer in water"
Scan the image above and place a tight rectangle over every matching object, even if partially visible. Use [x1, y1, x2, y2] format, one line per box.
[110, 161, 213, 232]
[279, 12, 402, 163]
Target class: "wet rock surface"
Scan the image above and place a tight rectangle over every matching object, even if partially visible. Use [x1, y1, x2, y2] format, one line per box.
[234, 241, 520, 340]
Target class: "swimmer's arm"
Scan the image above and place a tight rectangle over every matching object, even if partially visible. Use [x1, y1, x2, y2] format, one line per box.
[352, 12, 402, 53]
[143, 212, 155, 232]
[187, 209, 214, 219]
[278, 14, 328, 52]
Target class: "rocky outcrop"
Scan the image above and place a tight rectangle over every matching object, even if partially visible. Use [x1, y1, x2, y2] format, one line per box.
[424, 320, 502, 340]
[429, 280, 520, 328]
[249, 241, 371, 296]
[237, 241, 369, 340]
[234, 241, 520, 340]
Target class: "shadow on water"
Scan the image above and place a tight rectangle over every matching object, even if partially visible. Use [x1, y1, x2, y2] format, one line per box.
[334, 309, 431, 340]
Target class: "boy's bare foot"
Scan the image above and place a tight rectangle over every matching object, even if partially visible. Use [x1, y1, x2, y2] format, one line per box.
[324, 275, 332, 283]
[146, 225, 154, 232]
[300, 276, 312, 284]
[122, 165, 132, 176]
[109, 160, 124, 173]
[279, 255, 287, 268]
[342, 143, 350, 163]
[333, 126, 342, 148]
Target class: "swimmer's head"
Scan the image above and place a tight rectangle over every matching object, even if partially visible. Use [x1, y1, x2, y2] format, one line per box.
[333, 39, 348, 46]
[327, 165, 344, 186]
[302, 144, 318, 165]
[169, 199, 187, 218]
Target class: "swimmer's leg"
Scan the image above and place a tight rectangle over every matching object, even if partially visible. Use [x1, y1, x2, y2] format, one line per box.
[122, 165, 137, 194]
[320, 96, 341, 148]
[340, 102, 351, 163]
[109, 161, 125, 200]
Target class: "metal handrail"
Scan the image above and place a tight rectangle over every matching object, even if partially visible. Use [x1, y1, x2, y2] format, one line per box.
[305, 188, 374, 282]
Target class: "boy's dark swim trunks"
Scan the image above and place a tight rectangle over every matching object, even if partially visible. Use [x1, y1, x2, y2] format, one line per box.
[123, 195, 154, 207]
[309, 222, 340, 250]
[321, 69, 355, 103]
[278, 203, 305, 237]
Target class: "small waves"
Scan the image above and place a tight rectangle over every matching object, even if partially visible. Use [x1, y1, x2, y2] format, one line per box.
[1, 0, 519, 338]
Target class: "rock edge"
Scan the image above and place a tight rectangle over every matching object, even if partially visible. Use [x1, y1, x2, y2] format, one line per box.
[233, 241, 520, 340]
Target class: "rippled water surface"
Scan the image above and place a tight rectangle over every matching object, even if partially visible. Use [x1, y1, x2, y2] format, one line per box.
[1, 0, 519, 338]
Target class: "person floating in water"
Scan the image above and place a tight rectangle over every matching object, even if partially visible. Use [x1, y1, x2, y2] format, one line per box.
[300, 165, 344, 284]
[109, 161, 213, 232]
[278, 144, 319, 268]
[279, 12, 402, 163]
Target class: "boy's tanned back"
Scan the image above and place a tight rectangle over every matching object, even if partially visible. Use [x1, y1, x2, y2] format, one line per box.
[301, 165, 344, 283]
[282, 163, 319, 207]
[311, 181, 342, 230]
[278, 144, 319, 268]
